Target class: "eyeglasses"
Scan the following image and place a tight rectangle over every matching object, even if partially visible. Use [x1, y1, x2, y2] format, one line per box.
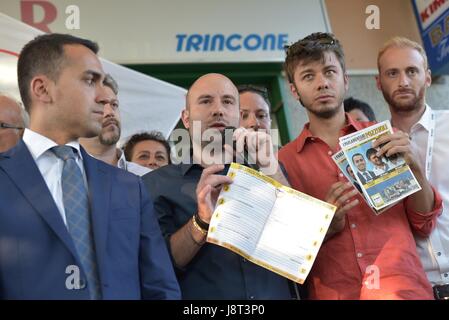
[284, 33, 337, 55]
[0, 122, 24, 130]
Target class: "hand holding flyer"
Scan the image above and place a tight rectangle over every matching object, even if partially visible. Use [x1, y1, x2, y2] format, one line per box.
[334, 120, 421, 212]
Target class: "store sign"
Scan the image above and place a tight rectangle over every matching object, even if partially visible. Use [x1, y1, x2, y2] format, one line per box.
[0, 0, 329, 64]
[175, 33, 289, 52]
[413, 0, 449, 74]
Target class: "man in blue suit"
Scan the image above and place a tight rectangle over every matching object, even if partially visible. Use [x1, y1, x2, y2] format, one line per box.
[352, 153, 376, 184]
[0, 34, 180, 300]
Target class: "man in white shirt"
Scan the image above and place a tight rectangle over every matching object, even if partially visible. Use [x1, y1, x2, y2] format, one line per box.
[79, 74, 150, 176]
[366, 148, 390, 176]
[376, 36, 449, 299]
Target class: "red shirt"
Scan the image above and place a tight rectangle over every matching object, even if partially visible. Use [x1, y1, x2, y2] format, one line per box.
[278, 115, 442, 300]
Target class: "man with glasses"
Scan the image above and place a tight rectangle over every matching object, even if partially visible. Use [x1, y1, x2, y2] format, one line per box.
[0, 94, 26, 152]
[238, 84, 272, 133]
[278, 32, 441, 299]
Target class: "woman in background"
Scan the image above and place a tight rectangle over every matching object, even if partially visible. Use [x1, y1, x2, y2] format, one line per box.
[123, 131, 171, 170]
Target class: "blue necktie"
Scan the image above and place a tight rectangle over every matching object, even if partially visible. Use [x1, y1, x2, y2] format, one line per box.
[52, 146, 102, 300]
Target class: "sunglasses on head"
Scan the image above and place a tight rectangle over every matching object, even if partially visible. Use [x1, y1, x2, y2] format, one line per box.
[284, 33, 337, 55]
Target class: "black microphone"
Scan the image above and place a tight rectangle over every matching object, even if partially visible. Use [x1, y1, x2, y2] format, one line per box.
[221, 126, 259, 171]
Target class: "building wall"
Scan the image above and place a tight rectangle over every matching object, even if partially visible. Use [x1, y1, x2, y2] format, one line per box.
[325, 0, 422, 70]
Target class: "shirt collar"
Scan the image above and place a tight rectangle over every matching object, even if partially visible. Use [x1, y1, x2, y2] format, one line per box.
[116, 148, 127, 170]
[295, 113, 365, 153]
[411, 104, 433, 133]
[22, 128, 83, 161]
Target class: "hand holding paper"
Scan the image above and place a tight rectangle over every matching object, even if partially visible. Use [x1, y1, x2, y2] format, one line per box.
[206, 163, 336, 284]
[324, 181, 359, 238]
[196, 164, 234, 224]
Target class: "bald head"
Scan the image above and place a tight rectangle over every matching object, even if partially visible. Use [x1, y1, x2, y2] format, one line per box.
[181, 73, 240, 151]
[186, 73, 239, 110]
[0, 94, 26, 152]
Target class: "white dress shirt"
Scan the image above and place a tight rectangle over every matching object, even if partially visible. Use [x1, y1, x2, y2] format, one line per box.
[410, 105, 449, 285]
[372, 163, 389, 176]
[22, 128, 87, 227]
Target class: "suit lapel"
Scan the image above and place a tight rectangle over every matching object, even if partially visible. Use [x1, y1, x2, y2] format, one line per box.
[0, 140, 79, 259]
[81, 147, 110, 283]
[357, 172, 366, 184]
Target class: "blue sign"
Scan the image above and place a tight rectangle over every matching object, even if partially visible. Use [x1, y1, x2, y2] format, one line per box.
[412, 0, 449, 75]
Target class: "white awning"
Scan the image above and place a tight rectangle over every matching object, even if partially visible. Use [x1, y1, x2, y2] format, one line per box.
[0, 12, 186, 141]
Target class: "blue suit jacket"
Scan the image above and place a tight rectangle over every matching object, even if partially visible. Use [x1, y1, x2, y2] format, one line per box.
[0, 141, 180, 300]
[356, 170, 376, 185]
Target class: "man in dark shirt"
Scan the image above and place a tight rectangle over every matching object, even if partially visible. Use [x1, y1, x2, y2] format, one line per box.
[142, 73, 294, 300]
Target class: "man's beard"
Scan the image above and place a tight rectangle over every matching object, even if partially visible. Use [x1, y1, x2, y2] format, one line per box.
[200, 130, 224, 150]
[296, 83, 344, 119]
[382, 85, 426, 114]
[99, 124, 121, 146]
[303, 97, 343, 119]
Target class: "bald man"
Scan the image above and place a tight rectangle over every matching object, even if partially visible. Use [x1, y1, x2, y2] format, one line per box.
[142, 73, 294, 300]
[0, 94, 26, 153]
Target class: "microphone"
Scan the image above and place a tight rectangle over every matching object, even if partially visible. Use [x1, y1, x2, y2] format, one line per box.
[221, 126, 259, 171]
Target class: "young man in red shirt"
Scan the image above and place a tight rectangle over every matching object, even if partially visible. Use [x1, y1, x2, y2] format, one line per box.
[278, 32, 442, 300]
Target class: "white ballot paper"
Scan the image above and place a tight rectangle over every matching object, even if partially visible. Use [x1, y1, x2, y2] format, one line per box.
[207, 163, 336, 284]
